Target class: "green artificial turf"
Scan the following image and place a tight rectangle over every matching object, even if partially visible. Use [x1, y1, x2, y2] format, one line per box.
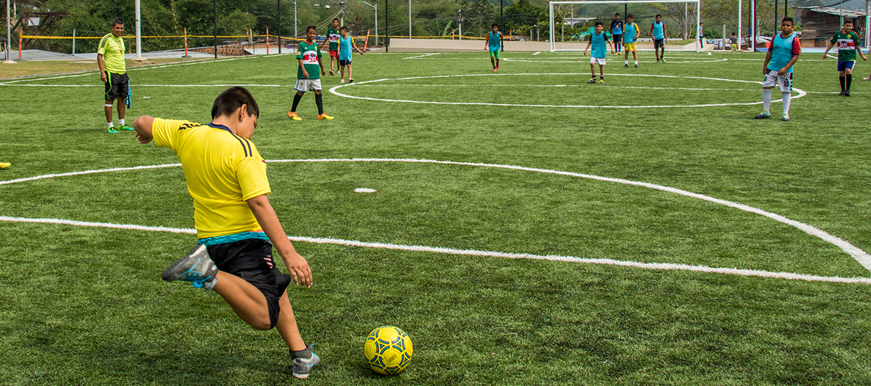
[1, 50, 870, 385]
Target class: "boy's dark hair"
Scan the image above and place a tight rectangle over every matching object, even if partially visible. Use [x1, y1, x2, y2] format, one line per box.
[306, 25, 317, 33]
[340, 26, 348, 31]
[782, 17, 795, 25]
[212, 87, 260, 119]
[333, 18, 339, 22]
[595, 21, 603, 27]
[112, 17, 124, 27]
[626, 14, 634, 19]
[843, 19, 852, 25]
[615, 13, 620, 16]
[655, 14, 662, 18]
[732, 32, 736, 35]
[492, 23, 498, 28]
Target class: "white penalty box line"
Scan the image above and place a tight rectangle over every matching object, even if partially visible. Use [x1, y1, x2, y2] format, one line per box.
[0, 158, 869, 284]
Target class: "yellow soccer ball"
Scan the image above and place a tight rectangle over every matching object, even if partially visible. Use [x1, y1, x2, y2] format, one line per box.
[363, 326, 413, 375]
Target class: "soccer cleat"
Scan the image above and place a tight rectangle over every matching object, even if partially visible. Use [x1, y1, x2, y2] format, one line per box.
[624, 63, 629, 68]
[318, 113, 334, 120]
[292, 351, 320, 379]
[661, 58, 667, 63]
[754, 111, 771, 119]
[107, 126, 118, 134]
[587, 78, 596, 84]
[118, 124, 134, 131]
[329, 70, 334, 75]
[288, 112, 302, 121]
[492, 67, 497, 72]
[635, 64, 638, 68]
[162, 244, 219, 290]
[838, 90, 845, 96]
[340, 79, 345, 83]
[599, 78, 604, 84]
[349, 78, 354, 84]
[844, 90, 851, 97]
[864, 76, 871, 81]
[0, 162, 10, 169]
[782, 114, 790, 121]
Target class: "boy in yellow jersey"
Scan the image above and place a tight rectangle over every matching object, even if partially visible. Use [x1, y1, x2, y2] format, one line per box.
[131, 87, 320, 379]
[98, 17, 132, 133]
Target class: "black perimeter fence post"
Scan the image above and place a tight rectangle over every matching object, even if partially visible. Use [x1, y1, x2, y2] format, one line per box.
[278, 0, 282, 53]
[213, 0, 218, 59]
[385, 0, 389, 52]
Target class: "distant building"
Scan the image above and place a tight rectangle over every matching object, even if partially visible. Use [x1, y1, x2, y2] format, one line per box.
[798, 6, 867, 46]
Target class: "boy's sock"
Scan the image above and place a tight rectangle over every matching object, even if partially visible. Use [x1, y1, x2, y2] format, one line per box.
[634, 60, 638, 65]
[782, 92, 791, 115]
[291, 93, 303, 112]
[762, 88, 772, 111]
[839, 76, 846, 91]
[291, 346, 313, 360]
[118, 119, 125, 126]
[315, 93, 324, 115]
[107, 122, 114, 128]
[846, 74, 852, 91]
[625, 60, 628, 65]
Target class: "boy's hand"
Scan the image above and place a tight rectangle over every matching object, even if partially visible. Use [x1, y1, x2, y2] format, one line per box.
[302, 70, 310, 79]
[136, 131, 153, 144]
[100, 72, 107, 82]
[282, 250, 313, 288]
[321, 69, 326, 76]
[778, 67, 788, 75]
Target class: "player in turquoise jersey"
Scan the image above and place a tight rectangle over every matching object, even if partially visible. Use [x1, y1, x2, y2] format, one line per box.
[584, 22, 614, 84]
[650, 15, 667, 62]
[486, 24, 504, 71]
[321, 19, 341, 75]
[622, 14, 639, 68]
[289, 26, 332, 121]
[823, 20, 868, 96]
[337, 26, 365, 83]
[610, 14, 623, 55]
[755, 17, 801, 121]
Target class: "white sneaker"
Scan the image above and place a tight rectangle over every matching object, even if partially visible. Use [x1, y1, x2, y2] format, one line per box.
[340, 79, 345, 83]
[864, 76, 871, 81]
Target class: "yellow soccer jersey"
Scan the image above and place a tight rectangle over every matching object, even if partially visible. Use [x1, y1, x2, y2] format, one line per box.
[98, 33, 126, 74]
[152, 118, 271, 238]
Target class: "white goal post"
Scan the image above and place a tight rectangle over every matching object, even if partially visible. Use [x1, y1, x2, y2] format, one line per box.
[548, 0, 702, 52]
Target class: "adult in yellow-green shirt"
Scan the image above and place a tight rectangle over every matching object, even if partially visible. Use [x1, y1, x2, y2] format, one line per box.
[97, 17, 131, 133]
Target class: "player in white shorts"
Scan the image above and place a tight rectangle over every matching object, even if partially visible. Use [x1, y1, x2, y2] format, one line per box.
[755, 17, 801, 121]
[584, 21, 614, 84]
[288, 25, 333, 121]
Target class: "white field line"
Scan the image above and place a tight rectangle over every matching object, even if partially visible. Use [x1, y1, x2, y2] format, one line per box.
[2, 158, 868, 274]
[1, 215, 869, 285]
[329, 73, 808, 108]
[532, 51, 542, 55]
[0, 56, 252, 84]
[0, 84, 285, 87]
[352, 84, 756, 92]
[402, 53, 441, 60]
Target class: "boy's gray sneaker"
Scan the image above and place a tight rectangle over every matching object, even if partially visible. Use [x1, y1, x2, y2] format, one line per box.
[754, 111, 771, 119]
[162, 244, 218, 290]
[292, 352, 320, 379]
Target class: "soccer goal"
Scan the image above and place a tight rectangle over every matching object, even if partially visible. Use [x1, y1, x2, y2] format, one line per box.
[548, 0, 701, 52]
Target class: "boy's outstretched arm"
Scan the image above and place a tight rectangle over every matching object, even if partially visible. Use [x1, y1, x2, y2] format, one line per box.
[247, 194, 313, 288]
[133, 116, 155, 144]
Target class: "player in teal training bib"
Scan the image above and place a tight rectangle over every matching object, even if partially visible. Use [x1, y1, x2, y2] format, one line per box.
[486, 24, 503, 71]
[755, 17, 801, 121]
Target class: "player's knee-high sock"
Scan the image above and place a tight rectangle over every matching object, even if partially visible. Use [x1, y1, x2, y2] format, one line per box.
[846, 74, 852, 91]
[782, 92, 791, 115]
[315, 93, 324, 115]
[763, 88, 772, 111]
[291, 93, 303, 112]
[839, 76, 846, 91]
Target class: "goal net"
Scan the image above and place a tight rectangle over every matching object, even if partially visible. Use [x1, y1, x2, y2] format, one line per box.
[548, 0, 701, 52]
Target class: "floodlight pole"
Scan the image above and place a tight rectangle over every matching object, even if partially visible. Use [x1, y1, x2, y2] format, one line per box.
[135, 0, 142, 60]
[738, 0, 742, 50]
[5, 0, 15, 63]
[278, 0, 281, 53]
[751, 0, 755, 52]
[866, 0, 870, 49]
[359, 1, 378, 45]
[408, 0, 412, 38]
[213, 0, 218, 59]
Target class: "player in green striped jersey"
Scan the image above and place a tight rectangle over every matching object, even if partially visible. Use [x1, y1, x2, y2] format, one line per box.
[289, 26, 332, 120]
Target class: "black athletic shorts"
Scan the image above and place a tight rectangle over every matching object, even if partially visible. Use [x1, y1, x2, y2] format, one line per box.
[104, 72, 129, 101]
[339, 59, 351, 66]
[612, 34, 622, 43]
[206, 238, 291, 329]
[654, 39, 665, 49]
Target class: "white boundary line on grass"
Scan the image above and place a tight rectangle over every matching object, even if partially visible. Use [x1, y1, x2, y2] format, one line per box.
[329, 73, 808, 108]
[0, 215, 869, 285]
[1, 158, 869, 281]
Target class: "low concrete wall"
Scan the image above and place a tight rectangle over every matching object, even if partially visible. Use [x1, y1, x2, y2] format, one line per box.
[386, 38, 704, 52]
